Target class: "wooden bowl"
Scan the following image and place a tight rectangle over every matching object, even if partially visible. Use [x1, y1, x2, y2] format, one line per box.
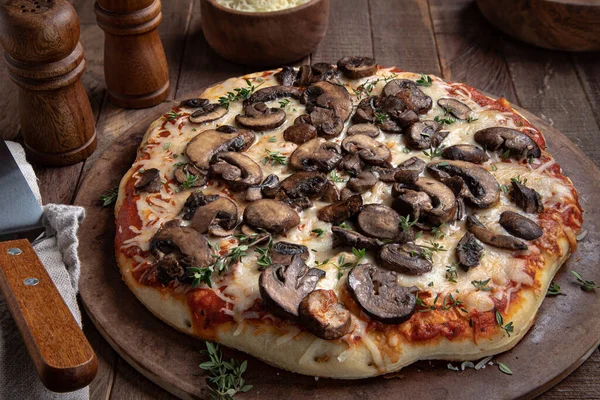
[200, 0, 329, 66]
[476, 0, 600, 51]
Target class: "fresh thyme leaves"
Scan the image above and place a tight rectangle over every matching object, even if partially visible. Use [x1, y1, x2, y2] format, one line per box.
[374, 112, 388, 124]
[188, 266, 214, 288]
[491, 164, 498, 171]
[402, 147, 411, 154]
[278, 98, 291, 108]
[178, 172, 199, 191]
[254, 238, 273, 271]
[163, 142, 172, 150]
[398, 215, 418, 233]
[445, 263, 458, 283]
[166, 111, 181, 121]
[329, 170, 347, 183]
[434, 115, 456, 125]
[416, 73, 432, 87]
[428, 281, 434, 287]
[501, 149, 511, 159]
[334, 248, 366, 280]
[510, 175, 527, 185]
[467, 115, 479, 123]
[571, 271, 599, 292]
[99, 187, 118, 207]
[500, 184, 509, 194]
[200, 342, 253, 399]
[262, 149, 286, 166]
[431, 224, 446, 240]
[495, 311, 514, 337]
[351, 74, 398, 99]
[218, 78, 264, 110]
[471, 278, 492, 291]
[419, 240, 447, 261]
[268, 136, 277, 142]
[339, 222, 352, 230]
[547, 281, 564, 296]
[207, 242, 248, 275]
[311, 228, 325, 237]
[422, 144, 446, 161]
[497, 362, 513, 375]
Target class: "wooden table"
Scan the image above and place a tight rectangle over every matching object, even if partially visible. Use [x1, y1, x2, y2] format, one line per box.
[1, 0, 598, 398]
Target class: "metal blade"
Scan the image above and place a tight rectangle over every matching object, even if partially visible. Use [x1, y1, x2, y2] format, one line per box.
[0, 140, 44, 242]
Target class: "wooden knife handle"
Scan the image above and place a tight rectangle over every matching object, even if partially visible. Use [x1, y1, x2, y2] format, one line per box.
[0, 239, 97, 392]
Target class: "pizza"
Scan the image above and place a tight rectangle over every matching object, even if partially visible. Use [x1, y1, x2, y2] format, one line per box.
[114, 57, 582, 379]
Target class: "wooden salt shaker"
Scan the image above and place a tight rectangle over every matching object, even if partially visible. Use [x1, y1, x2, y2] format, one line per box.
[0, 0, 97, 167]
[95, 0, 170, 109]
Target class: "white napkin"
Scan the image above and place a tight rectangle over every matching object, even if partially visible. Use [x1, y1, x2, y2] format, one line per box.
[0, 142, 89, 399]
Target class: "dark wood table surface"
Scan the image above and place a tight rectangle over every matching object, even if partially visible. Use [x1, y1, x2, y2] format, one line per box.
[1, 0, 598, 398]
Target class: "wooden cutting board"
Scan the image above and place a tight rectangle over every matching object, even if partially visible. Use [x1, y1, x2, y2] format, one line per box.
[75, 98, 600, 400]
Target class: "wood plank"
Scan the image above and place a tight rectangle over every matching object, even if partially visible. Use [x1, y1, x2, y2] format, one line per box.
[369, 0, 440, 74]
[110, 358, 176, 400]
[572, 52, 600, 147]
[82, 311, 118, 400]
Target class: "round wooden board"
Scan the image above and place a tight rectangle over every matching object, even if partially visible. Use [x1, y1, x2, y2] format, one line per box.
[76, 98, 600, 400]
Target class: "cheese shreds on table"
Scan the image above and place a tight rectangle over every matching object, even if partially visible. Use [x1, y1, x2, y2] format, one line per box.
[215, 0, 310, 12]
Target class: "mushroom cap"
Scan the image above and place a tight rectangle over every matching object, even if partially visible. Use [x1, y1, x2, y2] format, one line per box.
[180, 98, 210, 109]
[150, 225, 212, 270]
[283, 123, 317, 144]
[317, 194, 363, 225]
[392, 177, 457, 225]
[189, 103, 228, 124]
[466, 215, 528, 250]
[322, 181, 341, 203]
[427, 160, 500, 209]
[303, 81, 352, 121]
[441, 144, 489, 164]
[347, 123, 380, 138]
[246, 85, 303, 104]
[260, 174, 280, 198]
[511, 180, 544, 214]
[289, 138, 343, 172]
[134, 168, 162, 193]
[474, 127, 541, 159]
[404, 120, 441, 150]
[188, 196, 238, 234]
[347, 263, 416, 324]
[299, 289, 351, 340]
[243, 199, 300, 234]
[378, 243, 433, 275]
[382, 79, 433, 115]
[337, 56, 377, 79]
[271, 241, 309, 265]
[331, 226, 383, 251]
[342, 134, 392, 166]
[185, 129, 255, 171]
[174, 163, 207, 188]
[455, 231, 484, 270]
[499, 211, 543, 240]
[278, 171, 328, 200]
[274, 67, 297, 86]
[394, 156, 426, 183]
[310, 62, 340, 84]
[211, 152, 263, 191]
[437, 98, 472, 120]
[357, 204, 402, 240]
[235, 103, 287, 131]
[309, 107, 344, 139]
[347, 171, 378, 194]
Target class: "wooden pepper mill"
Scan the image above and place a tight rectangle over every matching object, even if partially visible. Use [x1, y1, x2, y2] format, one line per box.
[0, 0, 97, 167]
[95, 0, 170, 109]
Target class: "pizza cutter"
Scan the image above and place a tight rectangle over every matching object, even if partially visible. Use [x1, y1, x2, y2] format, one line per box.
[0, 140, 97, 392]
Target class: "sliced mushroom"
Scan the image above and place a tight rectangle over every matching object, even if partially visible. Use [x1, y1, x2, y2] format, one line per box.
[441, 144, 489, 164]
[181, 191, 219, 220]
[499, 211, 543, 240]
[210, 152, 263, 191]
[352, 97, 375, 124]
[245, 186, 263, 202]
[282, 196, 313, 212]
[371, 166, 400, 183]
[322, 181, 341, 203]
[511, 180, 544, 214]
[235, 102, 286, 131]
[274, 67, 296, 86]
[394, 156, 426, 183]
[383, 79, 433, 115]
[437, 98, 472, 120]
[404, 120, 441, 150]
[216, 125, 238, 133]
[339, 154, 363, 176]
[392, 177, 457, 225]
[296, 65, 313, 86]
[283, 123, 317, 144]
[337, 56, 377, 79]
[309, 107, 344, 139]
[294, 114, 312, 125]
[185, 129, 255, 171]
[357, 204, 412, 242]
[427, 160, 500, 209]
[189, 103, 228, 124]
[174, 163, 207, 188]
[347, 123, 380, 138]
[331, 226, 383, 250]
[348, 263, 416, 324]
[289, 138, 343, 172]
[246, 85, 303, 104]
[317, 194, 363, 225]
[299, 289, 351, 340]
[474, 127, 541, 159]
[303, 81, 352, 121]
[277, 171, 328, 200]
[347, 171, 378, 194]
[244, 199, 300, 234]
[342, 134, 392, 166]
[310, 62, 340, 84]
[188, 196, 238, 234]
[180, 98, 209, 109]
[134, 168, 162, 193]
[271, 241, 309, 265]
[378, 244, 432, 275]
[466, 215, 527, 250]
[340, 187, 357, 201]
[259, 255, 325, 320]
[261, 174, 280, 198]
[455, 231, 483, 270]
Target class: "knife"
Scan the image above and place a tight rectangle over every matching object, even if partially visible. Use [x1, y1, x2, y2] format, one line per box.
[0, 140, 97, 392]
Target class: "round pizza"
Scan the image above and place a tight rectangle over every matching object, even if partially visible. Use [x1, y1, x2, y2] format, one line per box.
[114, 57, 582, 378]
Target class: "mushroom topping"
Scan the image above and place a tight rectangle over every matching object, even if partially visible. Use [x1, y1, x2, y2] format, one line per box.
[437, 98, 472, 120]
[277, 171, 328, 200]
[337, 56, 377, 79]
[339, 154, 363, 176]
[296, 65, 313, 86]
[342, 134, 392, 166]
[299, 289, 351, 340]
[322, 181, 341, 203]
[383, 79, 433, 114]
[374, 95, 419, 128]
[261, 174, 280, 198]
[181, 191, 219, 219]
[185, 129, 255, 171]
[441, 144, 489, 164]
[511, 180, 544, 214]
[282, 196, 313, 212]
[392, 177, 457, 225]
[347, 171, 378, 194]
[245, 186, 263, 202]
[317, 194, 363, 225]
[466, 215, 527, 250]
[235, 102, 286, 131]
[357, 204, 412, 242]
[371, 166, 400, 183]
[210, 152, 263, 191]
[216, 125, 238, 133]
[310, 62, 340, 84]
[474, 127, 541, 159]
[404, 120, 441, 150]
[378, 244, 433, 275]
[174, 163, 207, 188]
[274, 67, 296, 86]
[271, 241, 309, 265]
[499, 211, 543, 240]
[427, 160, 500, 209]
[289, 138, 343, 172]
[394, 156, 426, 183]
[294, 114, 312, 125]
[243, 199, 300, 234]
[188, 196, 238, 234]
[347, 123, 380, 138]
[180, 98, 209, 109]
[283, 123, 317, 144]
[455, 232, 483, 270]
[189, 103, 228, 124]
[134, 168, 162, 193]
[245, 85, 303, 104]
[347, 263, 416, 324]
[352, 97, 376, 124]
[303, 81, 352, 121]
[259, 255, 325, 320]
[309, 107, 344, 138]
[331, 226, 383, 251]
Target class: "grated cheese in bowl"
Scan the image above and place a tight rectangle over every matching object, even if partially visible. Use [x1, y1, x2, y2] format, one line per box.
[214, 0, 310, 12]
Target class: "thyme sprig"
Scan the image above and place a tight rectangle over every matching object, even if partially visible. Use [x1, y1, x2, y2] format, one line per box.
[416, 73, 433, 87]
[423, 144, 446, 161]
[496, 311, 514, 337]
[99, 187, 119, 207]
[262, 149, 286, 166]
[199, 342, 253, 399]
[329, 170, 347, 183]
[218, 78, 264, 110]
[351, 74, 398, 99]
[547, 281, 565, 296]
[571, 271, 599, 292]
[318, 248, 366, 280]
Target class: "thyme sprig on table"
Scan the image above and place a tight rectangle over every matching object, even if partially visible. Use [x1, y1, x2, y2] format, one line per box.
[571, 271, 599, 292]
[199, 342, 253, 399]
[99, 187, 118, 207]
